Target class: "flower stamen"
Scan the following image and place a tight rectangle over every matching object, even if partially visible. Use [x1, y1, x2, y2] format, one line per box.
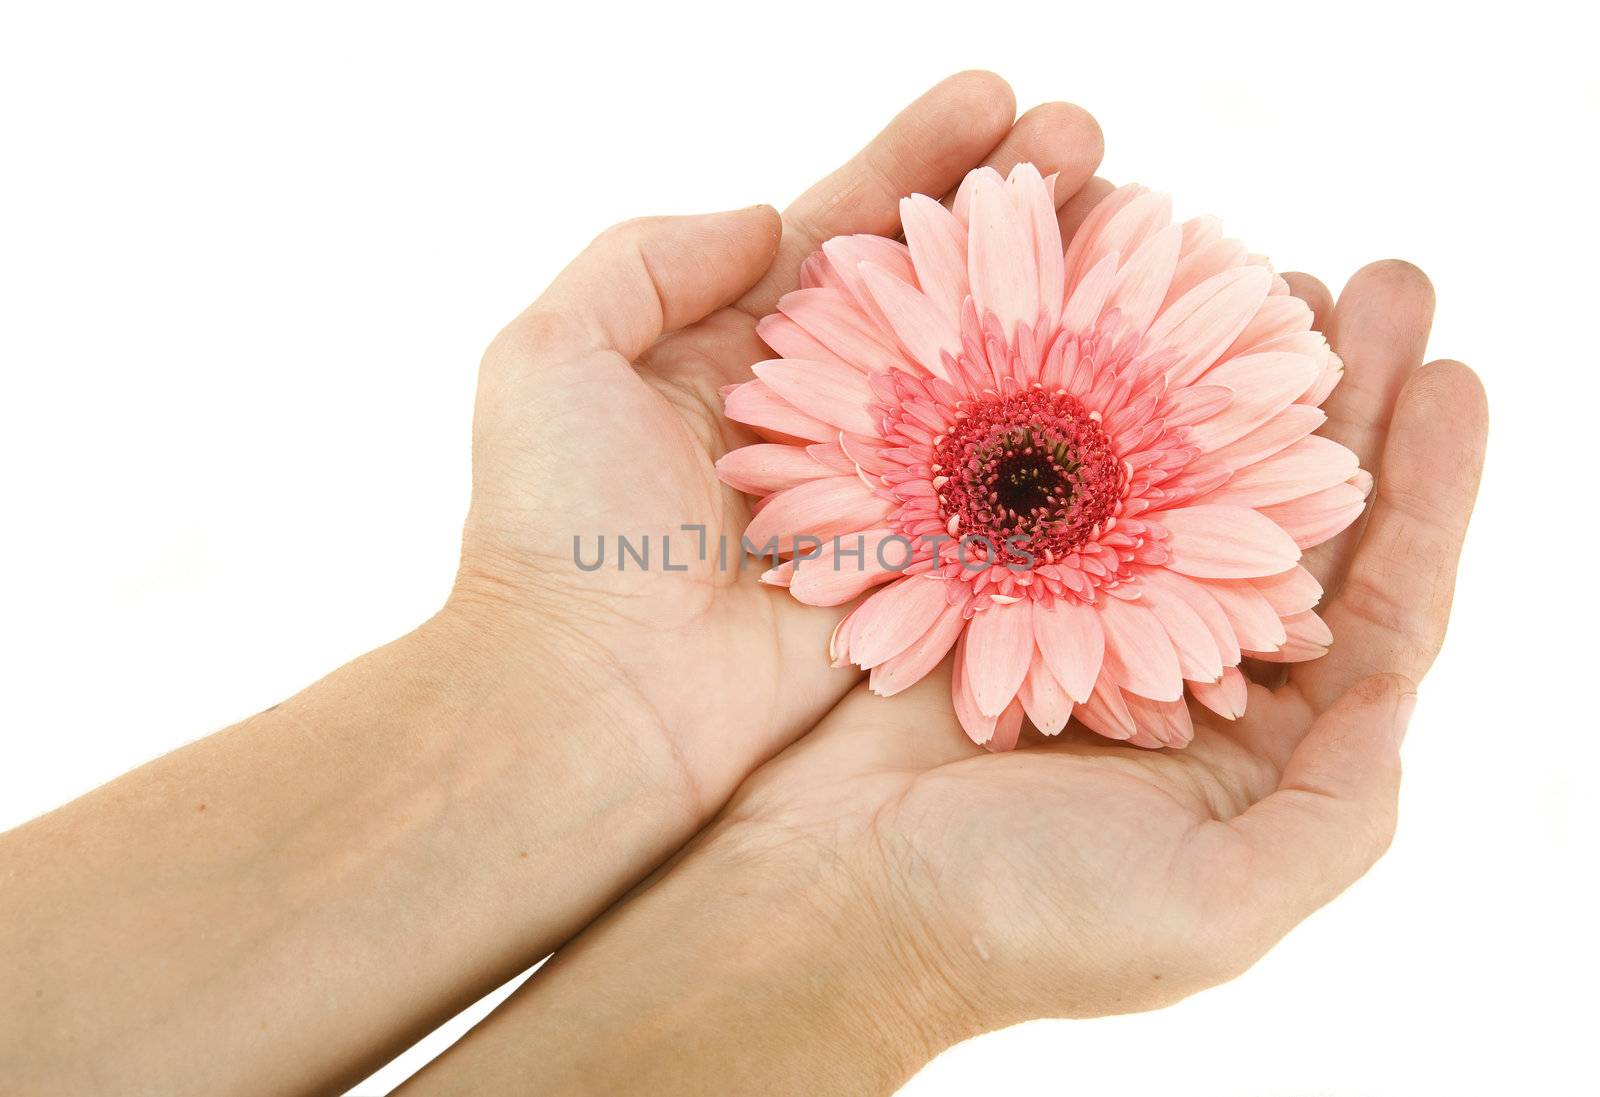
[933, 389, 1123, 565]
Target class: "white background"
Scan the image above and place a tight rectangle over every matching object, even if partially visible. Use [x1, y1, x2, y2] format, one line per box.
[3, 2, 1595, 1093]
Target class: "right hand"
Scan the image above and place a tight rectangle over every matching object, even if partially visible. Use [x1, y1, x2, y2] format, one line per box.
[445, 73, 1108, 807]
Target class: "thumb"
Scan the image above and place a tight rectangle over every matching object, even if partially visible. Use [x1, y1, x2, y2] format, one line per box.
[500, 205, 783, 364]
[1230, 673, 1417, 925]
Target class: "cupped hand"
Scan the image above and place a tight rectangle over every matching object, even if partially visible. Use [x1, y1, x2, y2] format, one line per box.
[697, 257, 1487, 1033]
[448, 73, 1107, 805]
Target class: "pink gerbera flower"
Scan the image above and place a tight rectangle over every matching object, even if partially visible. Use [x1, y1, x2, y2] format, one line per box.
[716, 165, 1368, 750]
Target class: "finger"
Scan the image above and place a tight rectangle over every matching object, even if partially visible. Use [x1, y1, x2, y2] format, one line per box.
[1281, 271, 1333, 331]
[738, 71, 1017, 317]
[1301, 260, 1436, 590]
[1292, 360, 1488, 711]
[1226, 673, 1413, 933]
[662, 98, 1103, 396]
[494, 206, 783, 364]
[943, 101, 1104, 208]
[1057, 175, 1115, 244]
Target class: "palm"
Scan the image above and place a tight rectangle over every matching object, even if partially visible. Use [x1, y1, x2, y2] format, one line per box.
[713, 257, 1486, 1018]
[719, 671, 1285, 1000]
[483, 308, 856, 793]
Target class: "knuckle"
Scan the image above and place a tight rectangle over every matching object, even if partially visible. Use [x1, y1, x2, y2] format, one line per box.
[597, 215, 662, 249]
[1339, 570, 1415, 632]
[483, 308, 580, 366]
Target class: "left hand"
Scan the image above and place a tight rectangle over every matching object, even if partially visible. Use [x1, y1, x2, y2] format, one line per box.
[695, 259, 1486, 1033]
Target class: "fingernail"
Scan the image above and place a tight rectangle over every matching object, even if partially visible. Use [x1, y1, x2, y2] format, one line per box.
[1393, 691, 1418, 748]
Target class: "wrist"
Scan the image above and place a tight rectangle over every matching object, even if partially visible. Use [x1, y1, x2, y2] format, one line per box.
[689, 819, 980, 1079]
[311, 609, 710, 958]
[407, 813, 978, 1097]
[418, 592, 702, 823]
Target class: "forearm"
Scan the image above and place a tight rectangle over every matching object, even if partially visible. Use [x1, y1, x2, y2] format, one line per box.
[0, 610, 697, 1096]
[400, 825, 965, 1097]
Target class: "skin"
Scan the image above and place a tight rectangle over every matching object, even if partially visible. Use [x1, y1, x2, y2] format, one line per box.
[0, 74, 1112, 1096]
[0, 72, 1489, 1096]
[399, 247, 1487, 1090]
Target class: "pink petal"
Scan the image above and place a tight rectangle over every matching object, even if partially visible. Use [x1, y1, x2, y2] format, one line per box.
[1156, 504, 1302, 579]
[753, 358, 877, 435]
[1074, 673, 1137, 741]
[839, 431, 894, 476]
[967, 171, 1039, 337]
[1161, 383, 1233, 428]
[829, 603, 859, 667]
[1246, 328, 1330, 363]
[1300, 350, 1344, 406]
[715, 443, 833, 495]
[723, 378, 835, 443]
[789, 529, 909, 607]
[1012, 163, 1066, 331]
[1349, 467, 1374, 498]
[1103, 222, 1182, 334]
[1069, 189, 1172, 295]
[964, 600, 1034, 717]
[1202, 579, 1287, 651]
[846, 576, 956, 669]
[1017, 647, 1073, 734]
[1123, 725, 1171, 750]
[1140, 569, 1242, 665]
[806, 439, 855, 474]
[869, 601, 966, 697]
[1177, 213, 1223, 255]
[1163, 236, 1249, 310]
[1097, 595, 1183, 701]
[759, 559, 795, 587]
[1289, 607, 1334, 646]
[1286, 610, 1337, 652]
[1248, 610, 1333, 662]
[1123, 693, 1194, 748]
[778, 287, 910, 375]
[1190, 666, 1249, 720]
[742, 475, 893, 551]
[1062, 184, 1147, 290]
[820, 234, 916, 332]
[1182, 404, 1325, 481]
[1258, 483, 1368, 549]
[860, 262, 960, 379]
[951, 166, 1002, 227]
[985, 698, 1027, 753]
[1147, 265, 1274, 388]
[951, 630, 997, 744]
[756, 313, 853, 369]
[1202, 435, 1361, 508]
[1185, 351, 1321, 452]
[1221, 292, 1313, 358]
[1252, 565, 1323, 617]
[1033, 597, 1105, 703]
[900, 194, 969, 323]
[1142, 585, 1224, 683]
[1061, 251, 1120, 335]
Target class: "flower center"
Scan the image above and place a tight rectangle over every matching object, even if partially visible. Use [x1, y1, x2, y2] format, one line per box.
[933, 389, 1122, 564]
